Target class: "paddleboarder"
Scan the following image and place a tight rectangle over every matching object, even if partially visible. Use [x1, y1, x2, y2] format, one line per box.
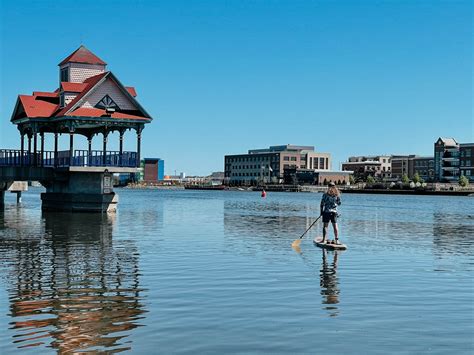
[320, 182, 341, 244]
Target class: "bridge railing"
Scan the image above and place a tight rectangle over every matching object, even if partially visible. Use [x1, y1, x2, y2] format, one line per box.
[0, 149, 138, 168]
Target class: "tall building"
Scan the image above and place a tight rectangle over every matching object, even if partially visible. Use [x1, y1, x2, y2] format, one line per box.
[434, 138, 460, 182]
[459, 143, 474, 182]
[224, 145, 331, 185]
[143, 158, 164, 182]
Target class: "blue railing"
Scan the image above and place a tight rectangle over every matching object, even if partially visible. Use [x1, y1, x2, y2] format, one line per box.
[0, 149, 138, 168]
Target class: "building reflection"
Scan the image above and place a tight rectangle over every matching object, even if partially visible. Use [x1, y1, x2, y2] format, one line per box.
[2, 211, 146, 353]
[319, 249, 341, 317]
[432, 211, 474, 256]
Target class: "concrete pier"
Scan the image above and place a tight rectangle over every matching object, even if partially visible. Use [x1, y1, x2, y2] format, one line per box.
[1, 166, 136, 212]
[41, 170, 118, 212]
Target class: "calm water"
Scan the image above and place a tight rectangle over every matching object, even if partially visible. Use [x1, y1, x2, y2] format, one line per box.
[0, 188, 473, 354]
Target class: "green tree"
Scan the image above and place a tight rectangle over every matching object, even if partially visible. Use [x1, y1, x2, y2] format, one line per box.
[459, 175, 469, 187]
[366, 175, 375, 185]
[349, 175, 355, 185]
[413, 173, 421, 184]
[401, 174, 409, 184]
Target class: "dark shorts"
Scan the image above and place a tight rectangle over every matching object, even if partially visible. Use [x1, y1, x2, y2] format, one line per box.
[322, 212, 338, 224]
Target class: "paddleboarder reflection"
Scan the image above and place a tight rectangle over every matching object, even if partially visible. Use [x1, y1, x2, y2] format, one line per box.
[320, 249, 340, 316]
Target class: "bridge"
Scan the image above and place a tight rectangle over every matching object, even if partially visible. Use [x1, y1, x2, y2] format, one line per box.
[0, 45, 153, 212]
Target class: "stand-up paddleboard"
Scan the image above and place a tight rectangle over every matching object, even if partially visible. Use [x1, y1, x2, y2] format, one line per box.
[313, 237, 347, 250]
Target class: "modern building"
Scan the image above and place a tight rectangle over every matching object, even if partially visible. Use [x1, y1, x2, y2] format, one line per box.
[459, 143, 474, 182]
[143, 158, 165, 182]
[224, 145, 332, 185]
[412, 156, 434, 181]
[434, 138, 460, 182]
[341, 155, 391, 180]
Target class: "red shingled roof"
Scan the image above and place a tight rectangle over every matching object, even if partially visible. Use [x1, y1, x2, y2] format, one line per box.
[55, 72, 109, 117]
[66, 107, 149, 120]
[58, 45, 107, 66]
[60, 82, 88, 93]
[18, 95, 58, 117]
[125, 86, 137, 97]
[33, 91, 58, 98]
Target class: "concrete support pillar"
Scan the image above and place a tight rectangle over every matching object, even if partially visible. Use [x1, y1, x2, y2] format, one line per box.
[102, 132, 108, 166]
[40, 132, 44, 167]
[69, 132, 74, 166]
[16, 191, 22, 204]
[0, 190, 4, 208]
[20, 133, 25, 166]
[54, 132, 59, 167]
[41, 171, 118, 212]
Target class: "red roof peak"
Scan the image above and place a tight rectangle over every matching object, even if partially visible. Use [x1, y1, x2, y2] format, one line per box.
[58, 45, 107, 66]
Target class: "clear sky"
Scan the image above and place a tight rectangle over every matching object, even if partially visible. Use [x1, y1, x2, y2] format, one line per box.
[0, 0, 472, 176]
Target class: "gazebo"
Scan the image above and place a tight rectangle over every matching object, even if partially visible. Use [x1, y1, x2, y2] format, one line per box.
[10, 45, 152, 168]
[3, 46, 154, 212]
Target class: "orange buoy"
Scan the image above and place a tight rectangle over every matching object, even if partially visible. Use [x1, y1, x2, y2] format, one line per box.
[261, 189, 266, 198]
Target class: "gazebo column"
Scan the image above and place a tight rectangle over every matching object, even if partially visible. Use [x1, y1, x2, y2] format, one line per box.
[20, 133, 25, 166]
[88, 135, 93, 166]
[54, 132, 58, 167]
[136, 127, 142, 168]
[69, 131, 74, 166]
[40, 132, 44, 167]
[119, 129, 124, 166]
[102, 130, 108, 166]
[33, 131, 38, 167]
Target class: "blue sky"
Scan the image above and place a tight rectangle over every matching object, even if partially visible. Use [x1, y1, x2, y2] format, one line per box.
[0, 0, 472, 176]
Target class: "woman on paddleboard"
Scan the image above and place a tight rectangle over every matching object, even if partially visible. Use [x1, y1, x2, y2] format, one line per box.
[320, 182, 341, 244]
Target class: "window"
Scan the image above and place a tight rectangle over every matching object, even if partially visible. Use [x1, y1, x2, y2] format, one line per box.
[59, 94, 65, 108]
[290, 157, 297, 161]
[96, 95, 120, 110]
[283, 156, 290, 161]
[60, 67, 69, 82]
[319, 158, 324, 169]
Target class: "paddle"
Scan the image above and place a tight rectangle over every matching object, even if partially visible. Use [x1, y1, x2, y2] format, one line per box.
[291, 215, 322, 248]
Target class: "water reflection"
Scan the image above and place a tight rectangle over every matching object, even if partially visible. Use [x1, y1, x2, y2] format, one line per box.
[320, 249, 340, 317]
[432, 212, 474, 256]
[0, 211, 146, 353]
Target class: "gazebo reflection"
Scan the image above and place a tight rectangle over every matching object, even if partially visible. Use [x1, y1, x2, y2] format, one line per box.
[5, 212, 146, 353]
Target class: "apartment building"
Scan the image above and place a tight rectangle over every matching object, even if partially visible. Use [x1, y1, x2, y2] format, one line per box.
[459, 143, 474, 182]
[434, 138, 460, 182]
[412, 156, 434, 181]
[341, 155, 391, 180]
[224, 145, 331, 185]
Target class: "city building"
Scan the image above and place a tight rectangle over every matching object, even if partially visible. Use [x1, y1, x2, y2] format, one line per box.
[341, 155, 391, 180]
[412, 156, 434, 181]
[459, 143, 474, 182]
[143, 158, 165, 182]
[224, 145, 332, 185]
[434, 138, 460, 182]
